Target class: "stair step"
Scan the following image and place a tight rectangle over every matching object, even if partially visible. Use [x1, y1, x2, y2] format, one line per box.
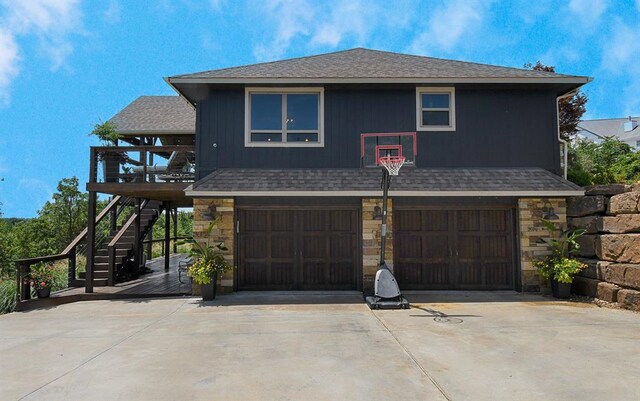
[75, 278, 109, 287]
[79, 271, 110, 279]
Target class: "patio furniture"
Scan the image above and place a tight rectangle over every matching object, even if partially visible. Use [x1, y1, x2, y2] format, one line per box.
[178, 257, 194, 284]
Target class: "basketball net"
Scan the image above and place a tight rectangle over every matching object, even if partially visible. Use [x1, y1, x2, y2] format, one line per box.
[378, 155, 405, 176]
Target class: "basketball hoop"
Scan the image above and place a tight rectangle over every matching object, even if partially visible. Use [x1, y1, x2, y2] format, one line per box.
[378, 155, 405, 176]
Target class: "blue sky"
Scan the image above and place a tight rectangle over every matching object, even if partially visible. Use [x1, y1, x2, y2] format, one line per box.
[0, 0, 639, 217]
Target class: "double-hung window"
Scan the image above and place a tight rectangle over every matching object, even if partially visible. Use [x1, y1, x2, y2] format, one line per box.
[245, 88, 324, 147]
[416, 87, 456, 131]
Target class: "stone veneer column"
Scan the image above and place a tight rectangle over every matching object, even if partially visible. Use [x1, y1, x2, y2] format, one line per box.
[518, 198, 567, 291]
[193, 198, 235, 294]
[362, 198, 393, 292]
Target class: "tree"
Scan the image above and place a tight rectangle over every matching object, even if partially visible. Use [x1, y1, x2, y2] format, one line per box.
[0, 203, 17, 277]
[40, 177, 88, 250]
[524, 61, 588, 141]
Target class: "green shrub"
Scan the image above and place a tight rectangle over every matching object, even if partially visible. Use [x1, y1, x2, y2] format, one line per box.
[0, 279, 17, 314]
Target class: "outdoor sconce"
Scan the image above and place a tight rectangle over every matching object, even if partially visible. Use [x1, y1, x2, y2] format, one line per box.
[542, 200, 559, 220]
[373, 205, 383, 220]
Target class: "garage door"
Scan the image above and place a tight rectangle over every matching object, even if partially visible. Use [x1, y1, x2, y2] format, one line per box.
[237, 208, 359, 290]
[394, 208, 515, 290]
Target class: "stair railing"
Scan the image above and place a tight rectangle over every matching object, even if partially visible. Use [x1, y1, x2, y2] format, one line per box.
[107, 199, 152, 285]
[15, 195, 124, 303]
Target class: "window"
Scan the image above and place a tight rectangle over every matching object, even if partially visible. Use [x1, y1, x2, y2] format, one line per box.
[416, 87, 456, 131]
[245, 88, 324, 147]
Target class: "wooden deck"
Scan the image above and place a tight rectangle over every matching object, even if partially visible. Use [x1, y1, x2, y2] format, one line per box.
[16, 254, 193, 311]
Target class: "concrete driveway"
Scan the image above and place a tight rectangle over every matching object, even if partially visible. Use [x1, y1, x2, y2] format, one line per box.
[1, 292, 639, 401]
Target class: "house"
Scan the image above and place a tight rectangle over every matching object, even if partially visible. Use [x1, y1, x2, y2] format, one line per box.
[164, 48, 590, 293]
[577, 117, 640, 149]
[18, 48, 591, 302]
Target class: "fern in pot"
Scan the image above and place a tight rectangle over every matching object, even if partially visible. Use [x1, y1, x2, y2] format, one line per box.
[184, 220, 232, 301]
[534, 219, 587, 299]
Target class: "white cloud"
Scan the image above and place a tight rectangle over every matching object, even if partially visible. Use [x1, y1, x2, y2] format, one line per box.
[209, 0, 225, 11]
[252, 0, 316, 61]
[0, 28, 19, 105]
[310, 0, 376, 47]
[104, 0, 121, 24]
[567, 0, 608, 29]
[409, 0, 493, 55]
[601, 19, 640, 115]
[0, 0, 83, 104]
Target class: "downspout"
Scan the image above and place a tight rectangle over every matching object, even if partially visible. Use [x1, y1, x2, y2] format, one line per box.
[557, 89, 579, 179]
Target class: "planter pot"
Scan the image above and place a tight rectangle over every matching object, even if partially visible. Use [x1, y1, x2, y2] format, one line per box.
[550, 279, 572, 299]
[101, 153, 123, 183]
[36, 287, 51, 299]
[200, 276, 217, 301]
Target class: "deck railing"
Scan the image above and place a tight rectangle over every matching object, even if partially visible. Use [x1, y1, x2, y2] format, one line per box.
[15, 195, 126, 303]
[90, 145, 196, 184]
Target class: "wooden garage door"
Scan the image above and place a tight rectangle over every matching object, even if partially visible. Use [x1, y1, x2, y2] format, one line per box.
[237, 208, 359, 290]
[394, 208, 515, 290]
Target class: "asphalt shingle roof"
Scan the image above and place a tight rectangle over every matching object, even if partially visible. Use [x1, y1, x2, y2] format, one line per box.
[109, 96, 195, 133]
[169, 48, 588, 82]
[188, 168, 582, 195]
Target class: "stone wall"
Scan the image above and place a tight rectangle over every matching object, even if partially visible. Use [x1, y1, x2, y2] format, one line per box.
[192, 198, 235, 294]
[518, 198, 567, 292]
[362, 198, 392, 292]
[568, 184, 640, 311]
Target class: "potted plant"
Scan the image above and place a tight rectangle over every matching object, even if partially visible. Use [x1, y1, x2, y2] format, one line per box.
[23, 262, 56, 298]
[90, 121, 123, 183]
[185, 220, 232, 301]
[534, 219, 587, 299]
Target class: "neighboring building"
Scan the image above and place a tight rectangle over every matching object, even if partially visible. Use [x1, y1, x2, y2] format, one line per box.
[577, 117, 640, 149]
[35, 48, 594, 297]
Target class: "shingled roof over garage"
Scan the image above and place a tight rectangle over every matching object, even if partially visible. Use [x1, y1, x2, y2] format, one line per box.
[186, 167, 583, 197]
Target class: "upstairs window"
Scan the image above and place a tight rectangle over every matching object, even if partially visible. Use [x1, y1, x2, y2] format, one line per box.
[245, 88, 324, 147]
[416, 87, 456, 131]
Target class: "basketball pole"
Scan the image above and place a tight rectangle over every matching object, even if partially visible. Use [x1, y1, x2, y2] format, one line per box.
[379, 169, 390, 267]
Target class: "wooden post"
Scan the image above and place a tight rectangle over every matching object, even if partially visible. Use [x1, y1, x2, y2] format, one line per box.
[68, 248, 76, 287]
[165, 202, 171, 271]
[146, 229, 153, 260]
[134, 198, 141, 277]
[110, 196, 117, 233]
[86, 190, 97, 293]
[173, 207, 178, 253]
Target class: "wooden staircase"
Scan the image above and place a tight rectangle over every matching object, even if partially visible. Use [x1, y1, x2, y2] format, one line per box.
[79, 200, 163, 286]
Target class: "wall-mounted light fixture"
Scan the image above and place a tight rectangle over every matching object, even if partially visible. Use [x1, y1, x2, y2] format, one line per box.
[542, 200, 559, 220]
[373, 205, 383, 220]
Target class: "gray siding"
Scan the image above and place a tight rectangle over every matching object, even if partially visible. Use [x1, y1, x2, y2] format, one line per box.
[196, 85, 560, 179]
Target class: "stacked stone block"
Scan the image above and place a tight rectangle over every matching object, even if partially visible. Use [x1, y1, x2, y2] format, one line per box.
[568, 184, 640, 311]
[518, 198, 567, 292]
[192, 198, 235, 294]
[362, 198, 392, 292]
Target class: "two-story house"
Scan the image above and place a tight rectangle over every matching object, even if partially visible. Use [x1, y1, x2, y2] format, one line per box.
[83, 48, 590, 296]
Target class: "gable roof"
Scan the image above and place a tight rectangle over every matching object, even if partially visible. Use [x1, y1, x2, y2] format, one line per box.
[187, 167, 583, 197]
[167, 48, 591, 85]
[109, 96, 195, 134]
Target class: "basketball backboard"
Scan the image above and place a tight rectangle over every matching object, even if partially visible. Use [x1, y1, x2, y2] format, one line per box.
[360, 132, 416, 168]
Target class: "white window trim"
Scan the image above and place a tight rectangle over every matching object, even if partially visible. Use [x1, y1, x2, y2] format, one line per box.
[244, 87, 324, 147]
[416, 87, 456, 132]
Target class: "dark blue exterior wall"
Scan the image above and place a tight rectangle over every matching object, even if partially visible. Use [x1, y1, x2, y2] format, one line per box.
[195, 85, 560, 179]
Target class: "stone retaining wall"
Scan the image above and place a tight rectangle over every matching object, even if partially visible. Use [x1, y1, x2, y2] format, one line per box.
[568, 184, 640, 311]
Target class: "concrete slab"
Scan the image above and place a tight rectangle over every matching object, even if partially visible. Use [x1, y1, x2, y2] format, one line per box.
[0, 292, 639, 400]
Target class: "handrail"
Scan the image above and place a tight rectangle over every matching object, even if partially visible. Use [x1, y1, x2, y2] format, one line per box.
[15, 195, 129, 302]
[93, 145, 194, 152]
[62, 195, 122, 254]
[107, 199, 151, 285]
[108, 199, 149, 248]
